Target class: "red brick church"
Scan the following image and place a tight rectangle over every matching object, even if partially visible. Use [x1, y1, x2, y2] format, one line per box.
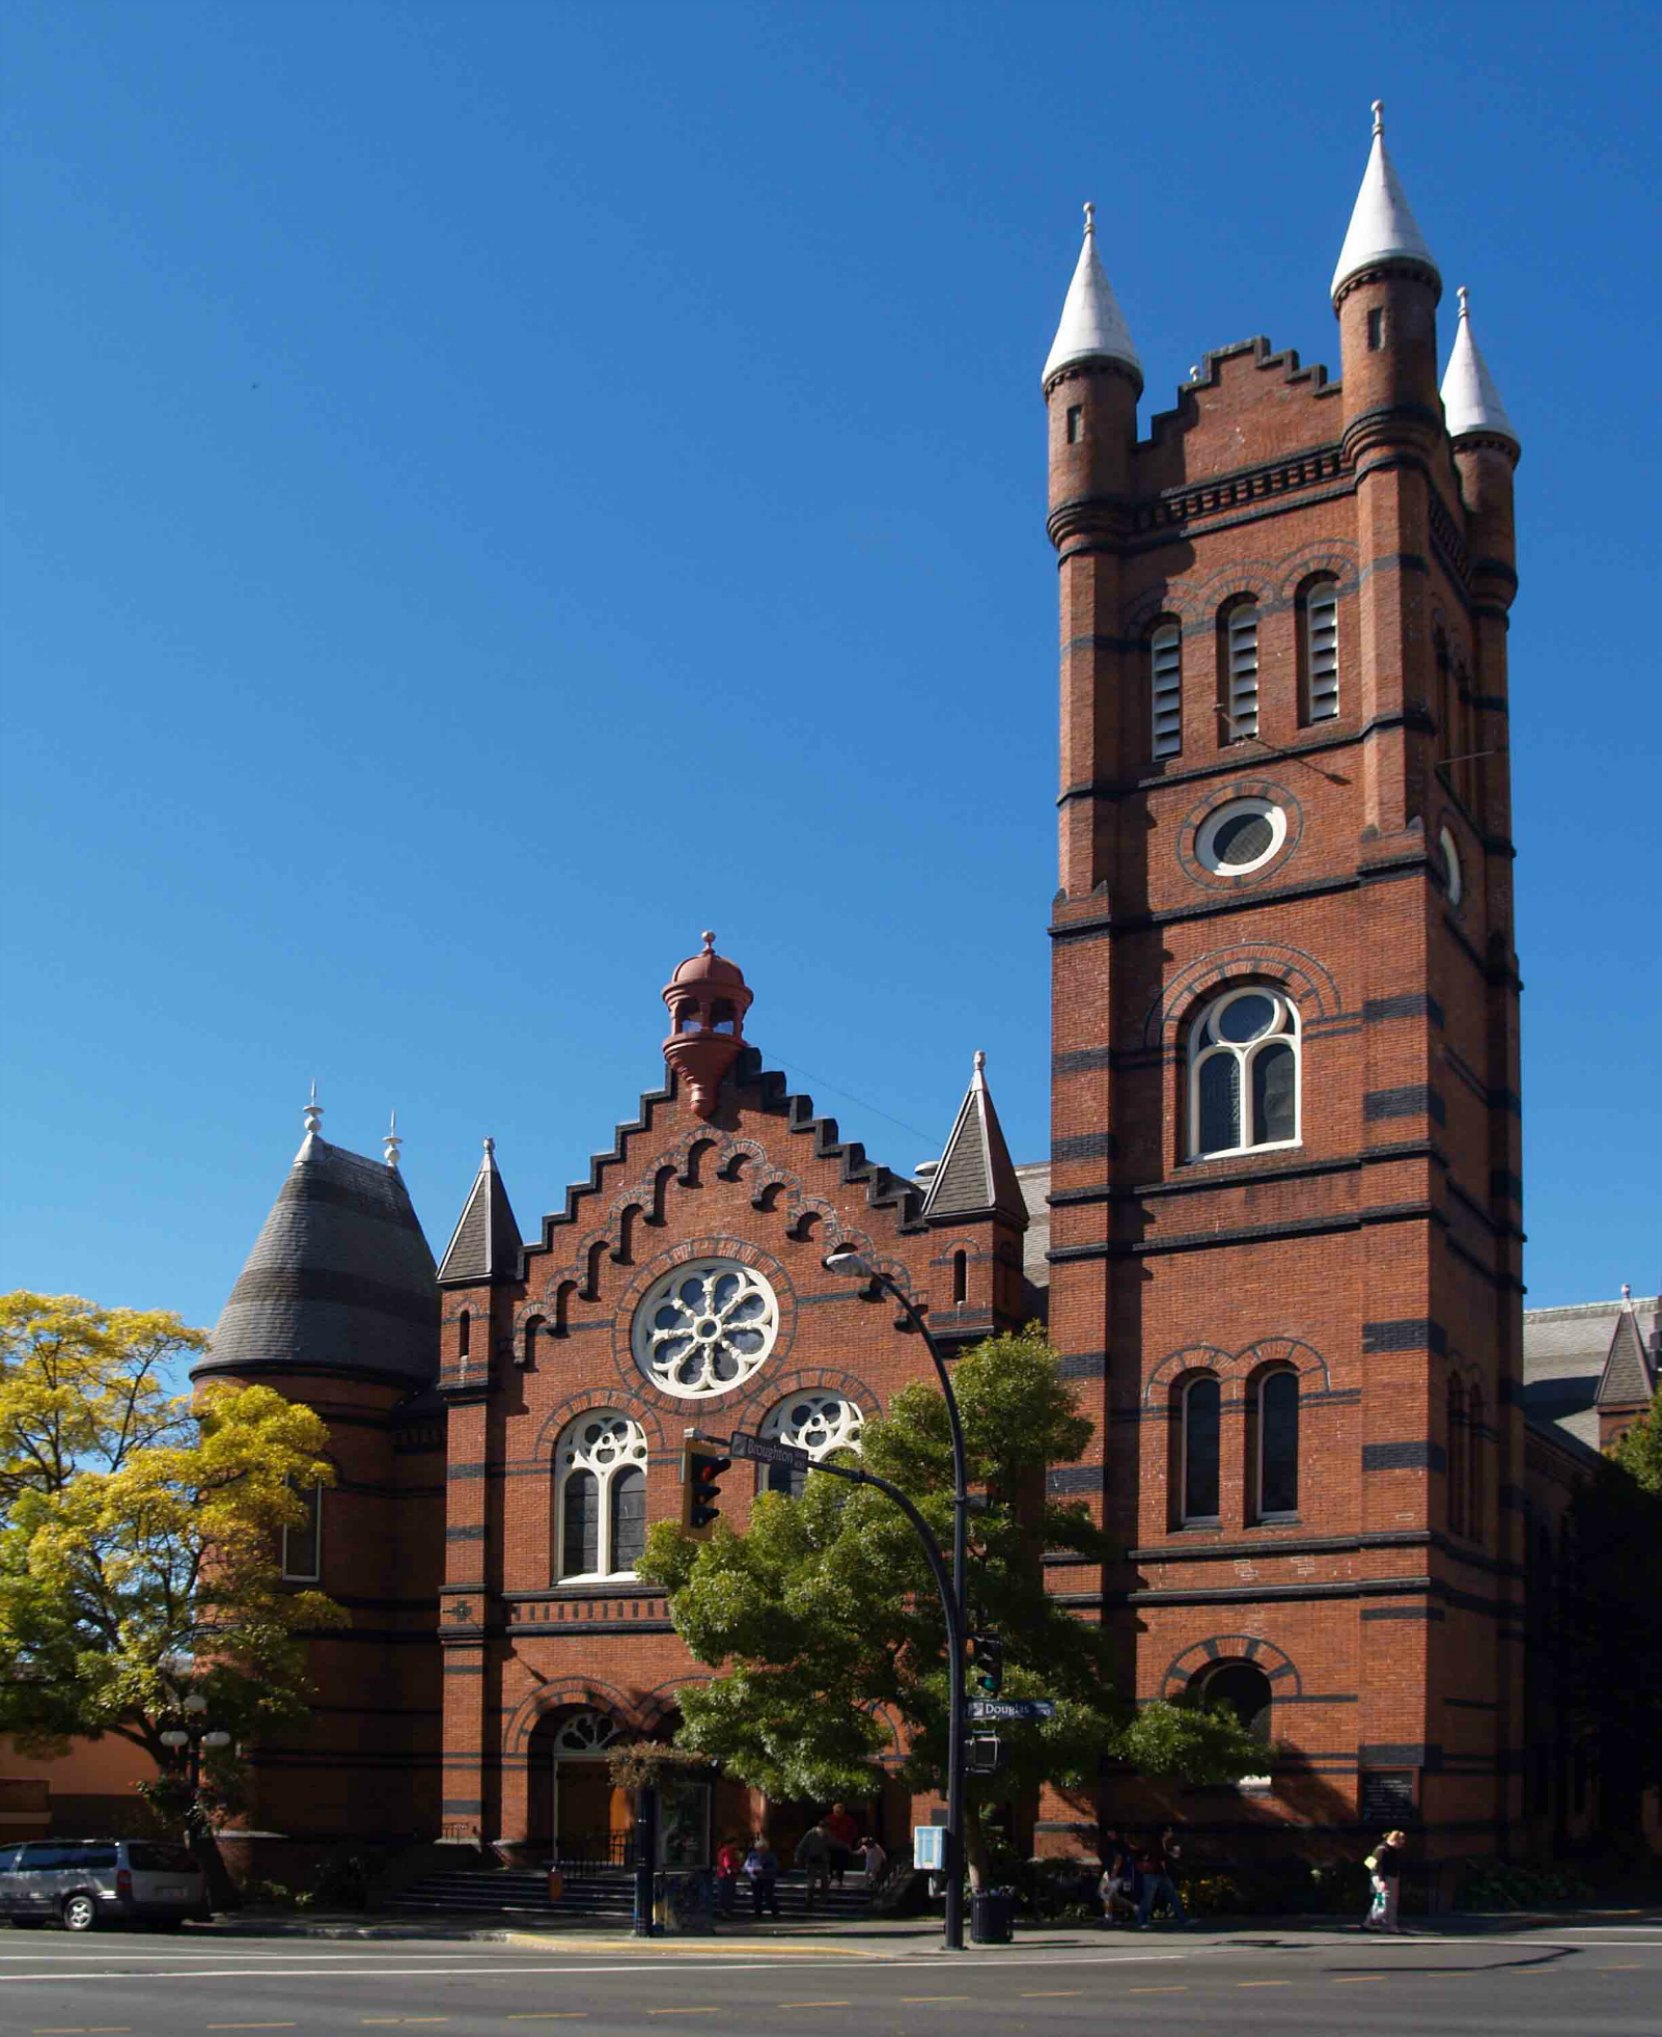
[194, 109, 1653, 1883]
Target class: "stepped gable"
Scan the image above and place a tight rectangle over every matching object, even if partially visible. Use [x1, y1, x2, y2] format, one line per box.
[438, 1139, 524, 1287]
[519, 1044, 924, 1265]
[199, 1123, 438, 1387]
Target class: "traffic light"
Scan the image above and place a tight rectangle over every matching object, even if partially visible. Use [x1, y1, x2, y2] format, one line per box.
[966, 1732, 1007, 1775]
[967, 1631, 1004, 1696]
[681, 1445, 730, 1538]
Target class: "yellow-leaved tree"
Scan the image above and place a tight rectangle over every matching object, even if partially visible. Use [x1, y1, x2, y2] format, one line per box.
[0, 1292, 344, 1868]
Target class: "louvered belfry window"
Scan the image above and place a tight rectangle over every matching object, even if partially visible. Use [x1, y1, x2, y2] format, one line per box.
[1224, 602, 1259, 740]
[1151, 623, 1182, 759]
[1306, 581, 1339, 721]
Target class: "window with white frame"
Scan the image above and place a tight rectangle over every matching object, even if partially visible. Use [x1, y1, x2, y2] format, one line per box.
[758, 1392, 864, 1498]
[1181, 1375, 1221, 1523]
[1304, 579, 1339, 722]
[1254, 1368, 1300, 1520]
[554, 1412, 649, 1581]
[1221, 601, 1260, 741]
[281, 1480, 322, 1582]
[1150, 622, 1182, 759]
[1188, 985, 1300, 1159]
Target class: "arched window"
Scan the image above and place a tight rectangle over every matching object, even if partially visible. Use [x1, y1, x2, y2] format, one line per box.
[523, 1316, 544, 1368]
[1254, 1368, 1300, 1521]
[1466, 1383, 1484, 1544]
[281, 1480, 322, 1582]
[1219, 600, 1259, 742]
[1302, 578, 1340, 722]
[952, 1250, 968, 1305]
[1150, 621, 1182, 759]
[1181, 1376, 1221, 1524]
[1193, 1659, 1274, 1746]
[1187, 986, 1300, 1159]
[1447, 1378, 1467, 1537]
[554, 1413, 650, 1581]
[457, 1310, 471, 1360]
[759, 1393, 864, 1499]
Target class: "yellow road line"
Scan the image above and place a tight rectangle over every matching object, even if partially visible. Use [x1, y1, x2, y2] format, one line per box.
[778, 2004, 852, 2010]
[899, 1997, 969, 2004]
[1239, 1979, 1291, 1987]
[507, 2020, 589, 2025]
[1020, 1991, 1083, 1999]
[207, 2027, 299, 2032]
[1128, 1986, 1187, 1993]
[646, 2013, 718, 2019]
[1332, 1975, 1386, 1984]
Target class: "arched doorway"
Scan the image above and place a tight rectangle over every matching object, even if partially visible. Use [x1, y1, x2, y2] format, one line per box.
[1189, 1659, 1274, 1787]
[526, 1706, 633, 1866]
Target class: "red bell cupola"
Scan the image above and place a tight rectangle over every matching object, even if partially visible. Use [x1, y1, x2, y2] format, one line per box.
[661, 931, 753, 1120]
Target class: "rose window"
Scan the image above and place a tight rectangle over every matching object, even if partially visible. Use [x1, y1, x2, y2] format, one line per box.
[632, 1260, 780, 1397]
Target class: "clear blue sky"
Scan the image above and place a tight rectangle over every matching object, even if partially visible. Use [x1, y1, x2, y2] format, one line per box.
[2, 0, 1656, 1325]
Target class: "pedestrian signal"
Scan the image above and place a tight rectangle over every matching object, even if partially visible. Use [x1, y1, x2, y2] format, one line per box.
[681, 1445, 731, 1538]
[966, 1732, 1007, 1775]
[967, 1631, 1005, 1696]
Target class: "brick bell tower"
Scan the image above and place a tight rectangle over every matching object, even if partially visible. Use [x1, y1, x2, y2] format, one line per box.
[1040, 105, 1525, 1874]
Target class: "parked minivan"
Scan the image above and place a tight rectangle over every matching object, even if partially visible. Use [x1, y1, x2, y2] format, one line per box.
[0, 1839, 211, 1930]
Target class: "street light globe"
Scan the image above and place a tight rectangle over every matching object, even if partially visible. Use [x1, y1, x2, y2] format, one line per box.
[159, 1729, 189, 1749]
[202, 1730, 232, 1749]
[182, 1692, 208, 1715]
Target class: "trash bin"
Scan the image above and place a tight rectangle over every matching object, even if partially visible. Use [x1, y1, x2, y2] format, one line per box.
[970, 1887, 1015, 1944]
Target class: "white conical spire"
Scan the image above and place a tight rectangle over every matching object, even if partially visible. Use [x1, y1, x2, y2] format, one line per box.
[1441, 286, 1518, 447]
[1043, 201, 1141, 388]
[1330, 101, 1439, 302]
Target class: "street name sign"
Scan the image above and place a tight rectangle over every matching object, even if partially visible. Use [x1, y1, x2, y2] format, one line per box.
[728, 1431, 811, 1472]
[966, 1698, 1056, 1722]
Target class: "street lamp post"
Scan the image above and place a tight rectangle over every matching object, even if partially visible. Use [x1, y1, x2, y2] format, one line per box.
[159, 1693, 232, 1845]
[822, 1245, 971, 1953]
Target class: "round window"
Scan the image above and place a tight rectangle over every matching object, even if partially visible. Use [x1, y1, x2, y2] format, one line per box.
[1439, 826, 1463, 907]
[631, 1259, 780, 1398]
[1197, 798, 1287, 875]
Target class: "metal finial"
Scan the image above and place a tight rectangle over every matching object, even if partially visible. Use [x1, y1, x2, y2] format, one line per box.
[383, 1108, 401, 1169]
[483, 1135, 496, 1157]
[1457, 284, 1470, 318]
[303, 1081, 323, 1136]
[1622, 1282, 1632, 1302]
[1372, 99, 1384, 136]
[974, 1049, 987, 1073]
[1189, 365, 1199, 382]
[1083, 200, 1095, 237]
[700, 929, 716, 954]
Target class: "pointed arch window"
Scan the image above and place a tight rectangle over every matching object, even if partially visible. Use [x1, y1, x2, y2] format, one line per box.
[1180, 1375, 1221, 1524]
[1253, 1368, 1300, 1521]
[1187, 986, 1300, 1160]
[1302, 578, 1340, 722]
[1150, 622, 1183, 759]
[554, 1413, 649, 1581]
[1219, 601, 1260, 742]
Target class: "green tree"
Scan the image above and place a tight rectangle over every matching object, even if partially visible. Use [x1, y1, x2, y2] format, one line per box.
[640, 1326, 1264, 1880]
[0, 1293, 344, 1842]
[1609, 1383, 1662, 1495]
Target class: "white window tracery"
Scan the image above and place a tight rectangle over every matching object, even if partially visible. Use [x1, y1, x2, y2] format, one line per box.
[1188, 986, 1300, 1160]
[548, 1708, 624, 1757]
[555, 1412, 649, 1580]
[631, 1260, 779, 1398]
[759, 1392, 865, 1497]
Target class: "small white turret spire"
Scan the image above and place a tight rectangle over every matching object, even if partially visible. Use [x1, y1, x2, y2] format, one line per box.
[1440, 285, 1519, 448]
[1330, 99, 1439, 302]
[303, 1080, 323, 1137]
[1043, 200, 1141, 389]
[384, 1108, 402, 1170]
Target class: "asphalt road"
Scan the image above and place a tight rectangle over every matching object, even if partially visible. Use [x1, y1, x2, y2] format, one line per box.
[1, 1920, 1659, 2037]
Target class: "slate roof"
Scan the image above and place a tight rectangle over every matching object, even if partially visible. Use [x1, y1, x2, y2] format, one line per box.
[1596, 1306, 1656, 1408]
[437, 1139, 524, 1286]
[1521, 1294, 1659, 1449]
[921, 1054, 1028, 1227]
[198, 1132, 439, 1387]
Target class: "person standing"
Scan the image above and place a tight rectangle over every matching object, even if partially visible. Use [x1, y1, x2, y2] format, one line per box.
[744, 1835, 781, 1920]
[1135, 1827, 1188, 1929]
[715, 1834, 745, 1918]
[823, 1802, 859, 1887]
[794, 1821, 832, 1907]
[1098, 1827, 1135, 1926]
[860, 1834, 888, 1887]
[1362, 1829, 1407, 1934]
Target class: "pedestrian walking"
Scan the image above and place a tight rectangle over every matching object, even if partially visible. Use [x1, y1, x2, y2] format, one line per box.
[715, 1834, 745, 1917]
[794, 1820, 832, 1907]
[1135, 1826, 1188, 1929]
[823, 1802, 859, 1887]
[1362, 1828, 1407, 1934]
[1098, 1826, 1135, 1926]
[744, 1835, 781, 1919]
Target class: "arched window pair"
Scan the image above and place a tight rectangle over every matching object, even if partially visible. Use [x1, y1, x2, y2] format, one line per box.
[1147, 581, 1339, 760]
[1177, 1369, 1299, 1525]
[554, 1413, 649, 1581]
[1447, 1376, 1485, 1542]
[1188, 986, 1300, 1159]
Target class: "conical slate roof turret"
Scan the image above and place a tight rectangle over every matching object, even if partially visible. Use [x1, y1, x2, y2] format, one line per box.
[1043, 202, 1141, 390]
[438, 1138, 524, 1285]
[198, 1094, 438, 1387]
[1441, 286, 1519, 448]
[1331, 101, 1440, 302]
[921, 1052, 1028, 1226]
[1596, 1290, 1656, 1409]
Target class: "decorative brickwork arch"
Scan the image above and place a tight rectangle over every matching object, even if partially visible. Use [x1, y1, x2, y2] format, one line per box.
[1145, 1336, 1330, 1405]
[638, 1676, 709, 1735]
[1144, 943, 1342, 1050]
[1275, 541, 1359, 603]
[532, 1384, 669, 1458]
[1161, 1634, 1303, 1701]
[1175, 778, 1305, 892]
[504, 1678, 645, 1753]
[727, 1364, 882, 1434]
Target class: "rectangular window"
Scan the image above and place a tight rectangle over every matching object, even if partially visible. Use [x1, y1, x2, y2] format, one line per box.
[1066, 405, 1083, 444]
[281, 1481, 322, 1582]
[1225, 605, 1259, 741]
[1306, 584, 1339, 721]
[1367, 307, 1385, 350]
[1150, 624, 1182, 759]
